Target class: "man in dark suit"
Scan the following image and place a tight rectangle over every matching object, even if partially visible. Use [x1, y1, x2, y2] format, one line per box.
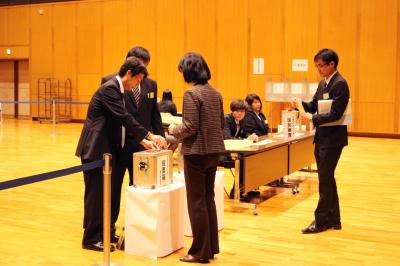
[292, 48, 350, 234]
[102, 47, 167, 242]
[76, 57, 160, 251]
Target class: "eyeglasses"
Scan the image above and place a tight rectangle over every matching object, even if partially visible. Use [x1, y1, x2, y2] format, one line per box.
[315, 63, 327, 69]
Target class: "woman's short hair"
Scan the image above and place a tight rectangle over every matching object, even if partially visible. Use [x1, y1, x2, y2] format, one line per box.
[245, 93, 262, 111]
[230, 99, 247, 112]
[118, 56, 148, 78]
[162, 89, 173, 102]
[178, 52, 211, 85]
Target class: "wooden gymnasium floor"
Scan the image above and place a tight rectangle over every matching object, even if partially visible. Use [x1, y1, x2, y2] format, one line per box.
[0, 119, 399, 266]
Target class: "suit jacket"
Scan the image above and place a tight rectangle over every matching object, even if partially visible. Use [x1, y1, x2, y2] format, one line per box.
[101, 73, 164, 150]
[223, 114, 246, 139]
[242, 111, 269, 137]
[75, 77, 148, 160]
[302, 71, 349, 148]
[172, 83, 225, 155]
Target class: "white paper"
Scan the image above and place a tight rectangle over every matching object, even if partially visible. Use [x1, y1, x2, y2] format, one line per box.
[318, 99, 352, 126]
[291, 83, 303, 94]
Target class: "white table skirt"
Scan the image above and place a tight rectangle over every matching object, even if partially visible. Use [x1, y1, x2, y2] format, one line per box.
[125, 182, 185, 259]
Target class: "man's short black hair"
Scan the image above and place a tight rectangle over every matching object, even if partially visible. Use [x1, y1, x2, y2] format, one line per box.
[245, 93, 262, 111]
[314, 48, 339, 69]
[126, 46, 151, 63]
[118, 56, 148, 78]
[230, 99, 247, 112]
[178, 52, 211, 85]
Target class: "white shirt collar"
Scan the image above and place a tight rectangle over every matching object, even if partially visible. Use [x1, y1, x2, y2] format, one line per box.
[116, 75, 124, 94]
[325, 70, 337, 86]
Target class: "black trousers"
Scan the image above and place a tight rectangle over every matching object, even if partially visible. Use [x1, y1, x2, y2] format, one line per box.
[82, 158, 104, 245]
[110, 147, 134, 231]
[314, 144, 343, 227]
[184, 154, 220, 260]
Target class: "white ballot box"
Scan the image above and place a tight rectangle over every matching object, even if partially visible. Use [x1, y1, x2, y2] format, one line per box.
[173, 171, 224, 236]
[125, 183, 185, 259]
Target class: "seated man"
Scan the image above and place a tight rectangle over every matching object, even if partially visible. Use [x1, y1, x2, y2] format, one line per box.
[222, 99, 257, 199]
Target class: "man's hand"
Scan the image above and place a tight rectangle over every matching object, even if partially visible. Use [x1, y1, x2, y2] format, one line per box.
[148, 134, 168, 149]
[140, 139, 159, 150]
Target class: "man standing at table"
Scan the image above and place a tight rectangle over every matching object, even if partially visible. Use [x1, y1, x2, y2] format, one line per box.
[76, 57, 160, 251]
[291, 48, 349, 234]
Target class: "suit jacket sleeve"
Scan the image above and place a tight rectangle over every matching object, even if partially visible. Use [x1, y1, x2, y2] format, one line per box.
[223, 116, 233, 139]
[242, 113, 263, 137]
[103, 85, 149, 143]
[171, 90, 199, 140]
[149, 81, 165, 136]
[302, 83, 321, 114]
[312, 80, 350, 127]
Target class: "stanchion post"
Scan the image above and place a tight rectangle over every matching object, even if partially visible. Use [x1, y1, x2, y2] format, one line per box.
[50, 99, 58, 136]
[103, 153, 112, 266]
[92, 154, 123, 266]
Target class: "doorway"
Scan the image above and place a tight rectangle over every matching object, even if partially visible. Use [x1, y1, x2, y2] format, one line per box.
[0, 60, 30, 118]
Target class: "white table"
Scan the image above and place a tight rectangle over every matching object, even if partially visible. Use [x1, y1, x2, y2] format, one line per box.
[125, 183, 185, 259]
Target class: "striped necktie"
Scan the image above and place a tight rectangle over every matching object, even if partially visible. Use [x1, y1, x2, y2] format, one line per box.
[132, 85, 141, 107]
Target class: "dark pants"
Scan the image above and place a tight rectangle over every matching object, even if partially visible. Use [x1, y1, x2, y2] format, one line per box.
[314, 144, 343, 227]
[184, 154, 220, 260]
[110, 147, 135, 231]
[82, 158, 104, 245]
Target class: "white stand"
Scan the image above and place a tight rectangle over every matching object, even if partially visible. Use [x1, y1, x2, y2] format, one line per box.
[173, 170, 224, 236]
[125, 183, 185, 259]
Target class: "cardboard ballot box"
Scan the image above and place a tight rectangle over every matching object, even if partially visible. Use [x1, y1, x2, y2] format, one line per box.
[133, 150, 173, 189]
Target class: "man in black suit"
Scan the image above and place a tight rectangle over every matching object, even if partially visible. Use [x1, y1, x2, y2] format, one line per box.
[292, 48, 350, 234]
[102, 47, 167, 241]
[76, 57, 162, 252]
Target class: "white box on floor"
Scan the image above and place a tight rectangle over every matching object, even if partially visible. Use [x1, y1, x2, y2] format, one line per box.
[125, 183, 185, 259]
[173, 170, 224, 236]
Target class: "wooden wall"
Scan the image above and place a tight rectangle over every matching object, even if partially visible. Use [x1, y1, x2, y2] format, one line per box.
[0, 0, 399, 133]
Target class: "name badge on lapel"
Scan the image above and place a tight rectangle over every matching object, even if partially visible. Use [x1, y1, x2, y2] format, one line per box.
[323, 93, 329, 100]
[148, 92, 154, 99]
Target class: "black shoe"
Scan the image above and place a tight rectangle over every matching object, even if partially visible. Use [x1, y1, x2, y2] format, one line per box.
[82, 242, 115, 252]
[330, 222, 342, 230]
[179, 254, 210, 264]
[301, 221, 329, 234]
[247, 190, 260, 196]
[111, 234, 119, 243]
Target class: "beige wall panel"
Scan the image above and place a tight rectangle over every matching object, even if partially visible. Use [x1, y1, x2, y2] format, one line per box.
[284, 0, 318, 82]
[30, 5, 52, 74]
[127, 0, 157, 79]
[0, 9, 7, 45]
[77, 2, 101, 75]
[249, 0, 284, 126]
[184, 0, 216, 86]
[7, 6, 29, 45]
[216, 0, 248, 105]
[102, 0, 127, 76]
[155, 0, 185, 99]
[319, 0, 358, 101]
[359, 0, 397, 103]
[358, 102, 395, 133]
[53, 4, 76, 83]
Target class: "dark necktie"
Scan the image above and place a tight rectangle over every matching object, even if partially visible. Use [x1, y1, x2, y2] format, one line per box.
[235, 123, 240, 138]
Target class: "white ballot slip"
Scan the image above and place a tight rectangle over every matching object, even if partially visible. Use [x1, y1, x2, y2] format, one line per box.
[294, 97, 306, 115]
[318, 99, 352, 126]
